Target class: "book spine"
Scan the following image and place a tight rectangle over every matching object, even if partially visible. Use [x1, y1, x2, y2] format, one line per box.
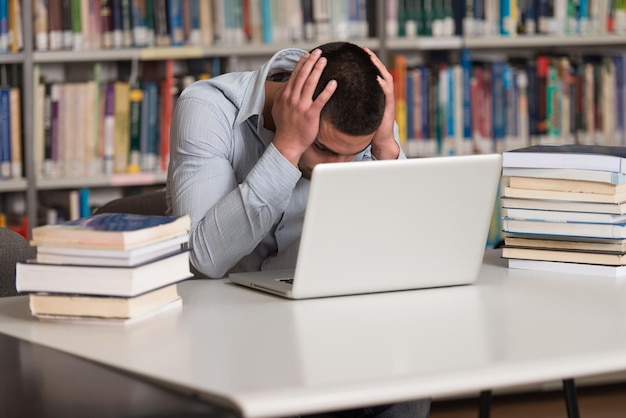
[34, 0, 49, 51]
[160, 60, 174, 172]
[9, 87, 21, 179]
[152, 0, 168, 46]
[492, 61, 506, 153]
[130, 0, 148, 46]
[103, 82, 115, 175]
[0, 87, 11, 179]
[100, 0, 113, 48]
[517, 69, 530, 148]
[461, 49, 473, 153]
[70, 0, 83, 50]
[394, 54, 407, 146]
[167, 0, 184, 46]
[536, 55, 549, 142]
[188, 0, 201, 45]
[128, 83, 142, 173]
[0, 0, 8, 53]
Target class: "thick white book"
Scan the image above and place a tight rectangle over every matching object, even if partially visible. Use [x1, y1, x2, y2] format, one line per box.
[16, 251, 192, 297]
[501, 197, 626, 215]
[502, 167, 626, 185]
[502, 218, 626, 239]
[503, 144, 626, 174]
[502, 208, 626, 224]
[508, 258, 626, 277]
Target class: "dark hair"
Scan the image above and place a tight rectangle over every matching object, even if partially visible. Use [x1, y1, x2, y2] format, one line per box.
[312, 42, 385, 136]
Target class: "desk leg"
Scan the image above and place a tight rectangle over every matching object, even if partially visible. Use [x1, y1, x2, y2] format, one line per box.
[563, 379, 580, 418]
[478, 390, 491, 418]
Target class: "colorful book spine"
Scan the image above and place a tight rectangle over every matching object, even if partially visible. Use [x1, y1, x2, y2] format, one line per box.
[103, 82, 115, 175]
[128, 83, 142, 173]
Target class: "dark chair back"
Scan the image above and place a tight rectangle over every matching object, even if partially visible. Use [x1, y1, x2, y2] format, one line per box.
[0, 228, 36, 297]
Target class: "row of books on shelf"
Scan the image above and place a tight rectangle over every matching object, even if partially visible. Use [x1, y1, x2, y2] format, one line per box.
[30, 0, 372, 53]
[395, 50, 626, 157]
[500, 143, 626, 277]
[28, 60, 188, 180]
[386, 0, 626, 39]
[15, 213, 193, 325]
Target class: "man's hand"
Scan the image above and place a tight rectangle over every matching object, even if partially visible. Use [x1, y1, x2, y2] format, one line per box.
[364, 47, 400, 160]
[272, 49, 337, 167]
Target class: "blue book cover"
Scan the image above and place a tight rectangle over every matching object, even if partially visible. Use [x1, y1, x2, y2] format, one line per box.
[0, 87, 11, 179]
[461, 49, 473, 142]
[167, 0, 184, 46]
[0, 0, 7, 53]
[189, 0, 200, 44]
[406, 69, 414, 141]
[420, 66, 430, 141]
[500, 0, 511, 35]
[79, 188, 91, 218]
[141, 81, 158, 171]
[614, 55, 625, 136]
[260, 0, 272, 44]
[526, 60, 538, 138]
[130, 0, 148, 47]
[73, 213, 178, 231]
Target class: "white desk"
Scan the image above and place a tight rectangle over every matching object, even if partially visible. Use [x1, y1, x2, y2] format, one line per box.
[1, 250, 626, 417]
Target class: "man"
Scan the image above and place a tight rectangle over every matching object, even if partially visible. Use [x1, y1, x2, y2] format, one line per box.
[166, 42, 430, 417]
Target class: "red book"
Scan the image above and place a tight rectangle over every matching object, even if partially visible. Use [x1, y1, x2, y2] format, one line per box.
[160, 60, 174, 172]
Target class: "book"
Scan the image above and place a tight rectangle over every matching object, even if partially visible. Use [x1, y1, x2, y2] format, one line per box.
[501, 196, 626, 214]
[503, 144, 626, 174]
[35, 233, 189, 266]
[502, 246, 626, 266]
[503, 207, 626, 224]
[507, 257, 626, 277]
[34, 297, 183, 326]
[503, 186, 626, 204]
[28, 283, 181, 319]
[502, 217, 626, 239]
[508, 176, 626, 195]
[30, 213, 191, 249]
[502, 167, 626, 184]
[504, 234, 626, 253]
[16, 250, 192, 297]
[0, 87, 11, 179]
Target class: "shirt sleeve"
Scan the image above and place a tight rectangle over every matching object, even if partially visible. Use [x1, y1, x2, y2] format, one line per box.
[168, 93, 301, 278]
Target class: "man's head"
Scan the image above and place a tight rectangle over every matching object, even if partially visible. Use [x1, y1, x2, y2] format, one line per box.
[298, 42, 385, 179]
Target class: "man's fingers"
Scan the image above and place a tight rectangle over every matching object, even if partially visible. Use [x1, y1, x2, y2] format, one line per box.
[311, 79, 337, 113]
[287, 49, 323, 102]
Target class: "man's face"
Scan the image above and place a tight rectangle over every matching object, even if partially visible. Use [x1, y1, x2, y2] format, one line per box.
[297, 121, 374, 180]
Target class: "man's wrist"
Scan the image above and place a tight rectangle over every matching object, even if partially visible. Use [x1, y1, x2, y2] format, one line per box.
[371, 140, 400, 160]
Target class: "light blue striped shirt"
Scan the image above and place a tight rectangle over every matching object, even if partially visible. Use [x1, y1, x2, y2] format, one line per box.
[166, 48, 403, 278]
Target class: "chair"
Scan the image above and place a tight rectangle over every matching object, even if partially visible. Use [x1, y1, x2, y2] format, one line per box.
[0, 228, 37, 297]
[95, 189, 167, 216]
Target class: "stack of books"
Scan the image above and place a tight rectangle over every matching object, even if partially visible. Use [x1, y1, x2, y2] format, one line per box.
[500, 144, 626, 277]
[16, 213, 193, 325]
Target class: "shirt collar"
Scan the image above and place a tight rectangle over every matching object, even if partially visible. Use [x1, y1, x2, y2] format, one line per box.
[234, 48, 306, 128]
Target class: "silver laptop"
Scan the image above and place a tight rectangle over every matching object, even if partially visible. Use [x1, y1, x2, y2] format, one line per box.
[229, 154, 503, 299]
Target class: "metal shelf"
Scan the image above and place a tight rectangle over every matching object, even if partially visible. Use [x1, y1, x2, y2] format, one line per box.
[0, 52, 25, 64]
[36, 172, 167, 190]
[0, 179, 28, 192]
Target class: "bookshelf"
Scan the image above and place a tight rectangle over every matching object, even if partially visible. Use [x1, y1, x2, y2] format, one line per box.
[1, 1, 626, 237]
